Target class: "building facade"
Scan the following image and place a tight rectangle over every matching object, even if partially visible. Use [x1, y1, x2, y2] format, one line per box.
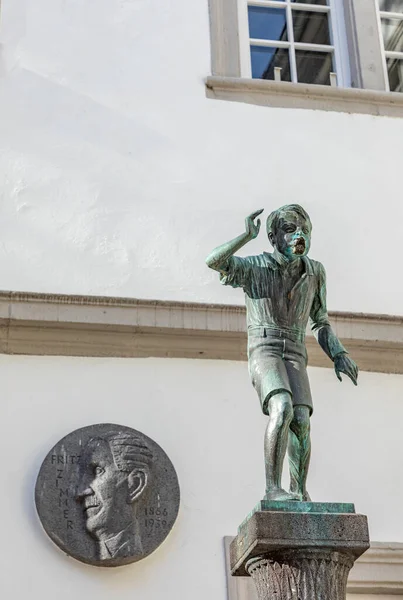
[1, 0, 403, 598]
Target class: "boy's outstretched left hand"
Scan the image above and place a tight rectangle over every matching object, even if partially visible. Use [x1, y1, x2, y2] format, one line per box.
[334, 353, 358, 386]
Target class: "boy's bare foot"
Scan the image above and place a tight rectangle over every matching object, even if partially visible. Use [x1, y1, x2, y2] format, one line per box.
[264, 487, 300, 502]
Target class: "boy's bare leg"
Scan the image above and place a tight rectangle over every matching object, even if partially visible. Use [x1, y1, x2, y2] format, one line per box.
[288, 405, 311, 501]
[264, 392, 299, 501]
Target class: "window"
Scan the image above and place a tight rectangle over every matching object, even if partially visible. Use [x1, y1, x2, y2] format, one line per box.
[377, 0, 403, 92]
[239, 1, 350, 87]
[207, 0, 403, 116]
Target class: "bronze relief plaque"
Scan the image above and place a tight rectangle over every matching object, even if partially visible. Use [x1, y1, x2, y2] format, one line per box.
[35, 423, 180, 567]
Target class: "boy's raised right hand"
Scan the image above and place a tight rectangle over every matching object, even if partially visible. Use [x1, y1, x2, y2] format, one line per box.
[245, 209, 263, 241]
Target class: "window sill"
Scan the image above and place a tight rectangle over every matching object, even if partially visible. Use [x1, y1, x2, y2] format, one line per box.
[206, 76, 403, 118]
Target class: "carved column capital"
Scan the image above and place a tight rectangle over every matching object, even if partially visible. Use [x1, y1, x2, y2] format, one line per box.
[246, 549, 354, 600]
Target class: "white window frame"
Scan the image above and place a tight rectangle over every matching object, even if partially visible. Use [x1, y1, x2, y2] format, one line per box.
[375, 1, 403, 92]
[237, 0, 351, 88]
[207, 0, 403, 117]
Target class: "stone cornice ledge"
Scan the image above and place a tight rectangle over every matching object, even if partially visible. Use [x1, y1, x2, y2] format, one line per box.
[0, 290, 402, 373]
[206, 76, 403, 117]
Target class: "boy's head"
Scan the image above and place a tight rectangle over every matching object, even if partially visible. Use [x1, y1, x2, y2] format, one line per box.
[266, 204, 312, 259]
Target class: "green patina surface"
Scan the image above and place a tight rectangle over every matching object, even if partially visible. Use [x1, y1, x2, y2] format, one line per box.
[258, 501, 355, 514]
[206, 205, 359, 504]
[238, 501, 356, 532]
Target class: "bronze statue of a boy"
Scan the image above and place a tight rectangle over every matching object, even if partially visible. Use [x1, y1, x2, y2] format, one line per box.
[206, 205, 358, 502]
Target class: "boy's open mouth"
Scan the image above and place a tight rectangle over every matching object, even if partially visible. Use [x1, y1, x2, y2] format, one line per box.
[292, 237, 306, 255]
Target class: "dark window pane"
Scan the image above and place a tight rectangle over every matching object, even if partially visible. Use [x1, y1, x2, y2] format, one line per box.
[250, 46, 291, 81]
[295, 50, 333, 85]
[248, 7, 288, 41]
[381, 18, 403, 52]
[378, 1, 403, 12]
[292, 10, 330, 45]
[387, 57, 403, 91]
[291, 0, 327, 4]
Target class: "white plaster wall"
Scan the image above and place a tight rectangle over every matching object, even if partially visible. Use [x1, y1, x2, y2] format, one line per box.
[1, 355, 402, 599]
[0, 0, 401, 314]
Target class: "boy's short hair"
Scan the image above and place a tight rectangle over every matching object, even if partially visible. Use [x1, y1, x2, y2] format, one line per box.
[266, 204, 312, 237]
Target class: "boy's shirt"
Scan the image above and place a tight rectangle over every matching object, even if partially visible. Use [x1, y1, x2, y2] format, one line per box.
[220, 252, 346, 359]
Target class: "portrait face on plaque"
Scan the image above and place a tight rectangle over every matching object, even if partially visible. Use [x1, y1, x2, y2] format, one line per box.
[35, 424, 180, 567]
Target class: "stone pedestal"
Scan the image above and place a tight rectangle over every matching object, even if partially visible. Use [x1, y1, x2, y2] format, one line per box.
[230, 501, 369, 600]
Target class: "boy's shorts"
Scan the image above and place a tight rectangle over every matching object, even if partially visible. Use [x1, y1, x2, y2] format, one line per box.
[247, 327, 313, 415]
